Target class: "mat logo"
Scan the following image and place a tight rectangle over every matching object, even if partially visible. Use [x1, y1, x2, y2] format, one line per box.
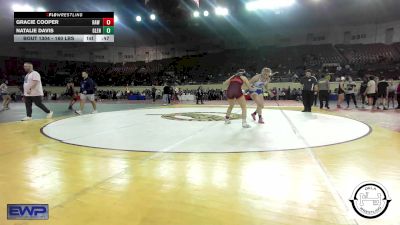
[7, 204, 49, 220]
[349, 181, 391, 219]
[160, 112, 241, 121]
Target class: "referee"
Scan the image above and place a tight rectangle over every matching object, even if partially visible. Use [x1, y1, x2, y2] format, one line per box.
[300, 69, 318, 112]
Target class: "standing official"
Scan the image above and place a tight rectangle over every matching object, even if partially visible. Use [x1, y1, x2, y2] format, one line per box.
[196, 86, 204, 104]
[151, 85, 157, 102]
[318, 74, 330, 109]
[21, 62, 53, 121]
[300, 69, 318, 112]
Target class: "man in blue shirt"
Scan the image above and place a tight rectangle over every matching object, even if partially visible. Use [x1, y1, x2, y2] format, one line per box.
[75, 71, 97, 115]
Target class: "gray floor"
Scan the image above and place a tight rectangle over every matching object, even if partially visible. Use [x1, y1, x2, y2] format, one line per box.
[0, 100, 160, 123]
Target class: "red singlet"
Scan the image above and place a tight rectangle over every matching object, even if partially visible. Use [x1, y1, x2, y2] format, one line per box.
[227, 75, 244, 99]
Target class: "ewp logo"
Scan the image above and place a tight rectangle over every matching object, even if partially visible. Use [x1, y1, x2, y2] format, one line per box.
[7, 204, 49, 220]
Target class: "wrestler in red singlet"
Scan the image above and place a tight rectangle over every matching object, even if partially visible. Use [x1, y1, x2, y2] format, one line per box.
[224, 70, 251, 128]
[227, 75, 244, 99]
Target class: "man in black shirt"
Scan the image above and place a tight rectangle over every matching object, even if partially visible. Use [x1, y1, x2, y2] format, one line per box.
[196, 86, 204, 104]
[377, 76, 389, 110]
[163, 84, 171, 105]
[300, 69, 318, 112]
[151, 85, 157, 102]
[359, 76, 368, 108]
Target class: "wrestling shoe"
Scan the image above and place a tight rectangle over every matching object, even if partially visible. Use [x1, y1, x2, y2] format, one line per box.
[75, 110, 83, 115]
[242, 122, 251, 128]
[258, 117, 265, 124]
[224, 118, 231, 124]
[251, 112, 257, 121]
[21, 116, 32, 121]
[46, 111, 53, 119]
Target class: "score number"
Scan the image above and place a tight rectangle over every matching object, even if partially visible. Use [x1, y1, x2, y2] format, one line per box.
[103, 26, 114, 34]
[102, 18, 114, 34]
[103, 18, 114, 26]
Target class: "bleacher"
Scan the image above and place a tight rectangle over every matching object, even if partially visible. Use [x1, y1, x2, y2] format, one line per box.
[1, 43, 400, 86]
[336, 43, 400, 65]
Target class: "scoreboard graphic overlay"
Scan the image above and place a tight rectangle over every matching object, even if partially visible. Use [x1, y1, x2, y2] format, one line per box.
[14, 12, 114, 42]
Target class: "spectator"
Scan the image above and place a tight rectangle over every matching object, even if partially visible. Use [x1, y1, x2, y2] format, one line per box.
[75, 71, 97, 115]
[365, 76, 376, 110]
[387, 79, 395, 109]
[344, 76, 358, 108]
[373, 76, 379, 108]
[21, 62, 53, 121]
[359, 76, 368, 108]
[337, 77, 345, 108]
[0, 80, 11, 111]
[163, 84, 171, 105]
[396, 81, 400, 109]
[376, 76, 389, 110]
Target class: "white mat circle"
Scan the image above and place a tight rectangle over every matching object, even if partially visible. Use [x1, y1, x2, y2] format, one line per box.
[42, 107, 371, 153]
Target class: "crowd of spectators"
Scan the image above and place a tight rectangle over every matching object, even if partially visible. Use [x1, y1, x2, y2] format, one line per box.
[1, 43, 399, 90]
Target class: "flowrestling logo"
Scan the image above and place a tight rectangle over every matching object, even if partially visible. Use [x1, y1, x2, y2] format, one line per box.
[160, 112, 241, 121]
[7, 204, 49, 220]
[349, 181, 391, 219]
